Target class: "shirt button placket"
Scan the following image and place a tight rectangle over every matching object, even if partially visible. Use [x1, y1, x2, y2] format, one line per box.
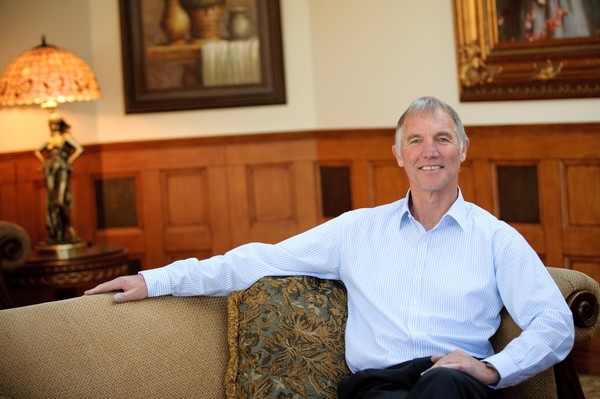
[409, 234, 428, 355]
[407, 234, 427, 325]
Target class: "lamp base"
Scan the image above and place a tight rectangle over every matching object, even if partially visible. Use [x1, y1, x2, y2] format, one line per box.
[35, 239, 89, 260]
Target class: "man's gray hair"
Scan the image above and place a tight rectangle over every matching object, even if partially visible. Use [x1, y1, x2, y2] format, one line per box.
[395, 96, 468, 154]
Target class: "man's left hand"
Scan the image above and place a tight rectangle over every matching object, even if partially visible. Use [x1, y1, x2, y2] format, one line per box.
[424, 349, 500, 385]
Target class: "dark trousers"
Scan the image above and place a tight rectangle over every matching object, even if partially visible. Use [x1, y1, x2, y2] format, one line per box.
[337, 357, 502, 399]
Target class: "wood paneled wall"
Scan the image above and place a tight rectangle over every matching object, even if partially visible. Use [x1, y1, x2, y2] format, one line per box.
[1, 123, 599, 373]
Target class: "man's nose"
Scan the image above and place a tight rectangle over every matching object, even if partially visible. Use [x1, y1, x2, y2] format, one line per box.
[423, 140, 439, 157]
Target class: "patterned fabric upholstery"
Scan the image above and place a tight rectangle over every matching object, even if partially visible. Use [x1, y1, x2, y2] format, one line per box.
[226, 276, 350, 399]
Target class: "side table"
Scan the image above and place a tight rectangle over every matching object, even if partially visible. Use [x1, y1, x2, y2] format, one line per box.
[5, 244, 128, 307]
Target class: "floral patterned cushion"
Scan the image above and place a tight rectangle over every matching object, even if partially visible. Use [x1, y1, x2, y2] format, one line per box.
[225, 276, 351, 399]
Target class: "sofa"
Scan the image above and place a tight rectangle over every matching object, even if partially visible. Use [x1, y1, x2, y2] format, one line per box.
[0, 268, 598, 399]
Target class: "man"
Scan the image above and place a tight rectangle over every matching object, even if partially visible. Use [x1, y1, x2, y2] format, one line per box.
[86, 97, 574, 398]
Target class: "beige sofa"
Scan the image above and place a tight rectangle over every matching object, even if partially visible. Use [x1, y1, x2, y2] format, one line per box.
[0, 268, 598, 399]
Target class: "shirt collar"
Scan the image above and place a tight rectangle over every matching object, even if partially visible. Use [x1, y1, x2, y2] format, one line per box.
[399, 188, 468, 232]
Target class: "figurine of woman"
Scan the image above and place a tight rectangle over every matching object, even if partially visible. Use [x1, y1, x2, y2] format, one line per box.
[34, 114, 83, 244]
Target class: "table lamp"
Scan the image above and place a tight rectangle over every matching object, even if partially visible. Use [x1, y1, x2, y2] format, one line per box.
[0, 36, 101, 252]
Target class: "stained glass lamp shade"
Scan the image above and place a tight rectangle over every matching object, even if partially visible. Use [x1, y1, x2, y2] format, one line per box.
[0, 36, 100, 109]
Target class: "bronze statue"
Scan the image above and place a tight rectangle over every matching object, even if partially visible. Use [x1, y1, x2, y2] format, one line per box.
[34, 114, 83, 244]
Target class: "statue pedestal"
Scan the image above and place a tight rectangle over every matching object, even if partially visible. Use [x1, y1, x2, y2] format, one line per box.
[5, 244, 128, 307]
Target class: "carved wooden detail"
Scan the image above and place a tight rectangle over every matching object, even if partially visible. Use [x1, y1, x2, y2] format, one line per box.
[458, 42, 502, 88]
[452, 0, 600, 101]
[5, 245, 129, 307]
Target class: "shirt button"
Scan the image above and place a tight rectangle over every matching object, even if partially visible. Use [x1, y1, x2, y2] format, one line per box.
[412, 299, 418, 306]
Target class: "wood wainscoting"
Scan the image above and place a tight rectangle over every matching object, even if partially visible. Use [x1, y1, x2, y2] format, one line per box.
[1, 123, 599, 374]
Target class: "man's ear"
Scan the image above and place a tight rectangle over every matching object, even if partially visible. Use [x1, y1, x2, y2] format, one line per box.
[459, 138, 469, 163]
[392, 145, 404, 168]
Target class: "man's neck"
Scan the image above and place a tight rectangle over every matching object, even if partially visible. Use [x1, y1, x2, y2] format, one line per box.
[409, 188, 459, 231]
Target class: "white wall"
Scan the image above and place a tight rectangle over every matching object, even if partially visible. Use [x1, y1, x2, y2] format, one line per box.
[1, 0, 599, 154]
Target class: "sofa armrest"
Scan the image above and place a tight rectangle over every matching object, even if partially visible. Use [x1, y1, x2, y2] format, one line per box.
[546, 267, 600, 347]
[0, 221, 31, 273]
[0, 221, 31, 309]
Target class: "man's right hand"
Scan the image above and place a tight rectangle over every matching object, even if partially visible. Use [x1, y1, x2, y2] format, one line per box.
[84, 275, 148, 303]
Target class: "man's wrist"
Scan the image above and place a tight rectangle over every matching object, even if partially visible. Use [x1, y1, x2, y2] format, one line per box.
[482, 361, 500, 384]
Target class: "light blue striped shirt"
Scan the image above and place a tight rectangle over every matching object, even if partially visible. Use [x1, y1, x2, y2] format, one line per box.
[141, 190, 574, 388]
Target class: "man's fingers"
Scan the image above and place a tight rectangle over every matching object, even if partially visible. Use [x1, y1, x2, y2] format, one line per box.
[113, 292, 125, 303]
[430, 354, 445, 363]
[84, 278, 124, 295]
[113, 287, 147, 303]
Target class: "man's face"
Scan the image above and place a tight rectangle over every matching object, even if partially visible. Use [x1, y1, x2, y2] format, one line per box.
[392, 110, 468, 197]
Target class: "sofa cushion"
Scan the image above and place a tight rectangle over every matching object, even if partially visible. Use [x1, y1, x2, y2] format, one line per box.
[226, 276, 350, 398]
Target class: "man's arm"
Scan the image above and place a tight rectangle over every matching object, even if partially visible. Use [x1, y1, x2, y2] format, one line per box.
[487, 227, 575, 388]
[85, 212, 348, 302]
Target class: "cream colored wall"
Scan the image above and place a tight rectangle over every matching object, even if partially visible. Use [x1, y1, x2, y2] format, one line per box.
[308, 0, 600, 128]
[1, 0, 599, 154]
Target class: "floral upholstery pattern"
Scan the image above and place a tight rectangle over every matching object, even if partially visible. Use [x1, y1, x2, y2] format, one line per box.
[226, 276, 351, 399]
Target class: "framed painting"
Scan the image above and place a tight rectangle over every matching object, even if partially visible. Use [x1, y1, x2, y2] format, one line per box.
[119, 0, 286, 113]
[452, 0, 600, 101]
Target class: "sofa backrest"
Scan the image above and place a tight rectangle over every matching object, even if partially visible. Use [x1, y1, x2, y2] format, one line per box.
[0, 294, 229, 399]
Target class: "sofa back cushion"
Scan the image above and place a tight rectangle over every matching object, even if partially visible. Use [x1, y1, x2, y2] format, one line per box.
[226, 276, 350, 398]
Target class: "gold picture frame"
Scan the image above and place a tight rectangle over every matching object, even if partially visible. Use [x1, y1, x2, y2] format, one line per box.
[452, 0, 600, 101]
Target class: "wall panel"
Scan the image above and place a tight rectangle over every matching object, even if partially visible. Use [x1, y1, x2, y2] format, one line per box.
[226, 139, 318, 246]
[565, 163, 600, 226]
[162, 168, 213, 258]
[369, 160, 407, 206]
[0, 162, 17, 221]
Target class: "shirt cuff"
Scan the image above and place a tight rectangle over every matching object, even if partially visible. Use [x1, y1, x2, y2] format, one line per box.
[483, 352, 518, 389]
[139, 268, 172, 297]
